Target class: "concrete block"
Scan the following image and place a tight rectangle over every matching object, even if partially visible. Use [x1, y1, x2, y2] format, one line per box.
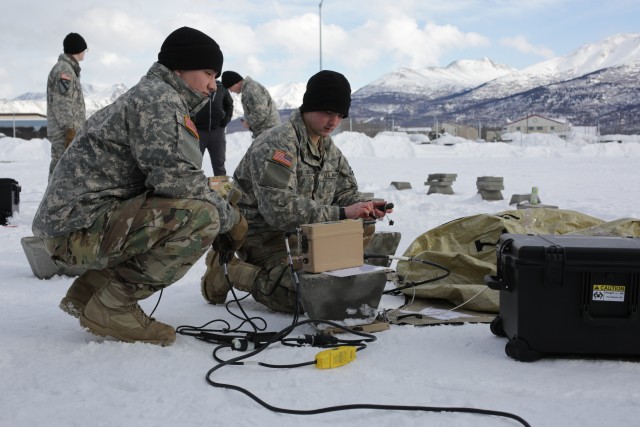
[478, 189, 504, 201]
[21, 236, 84, 279]
[364, 231, 402, 267]
[425, 173, 456, 195]
[427, 185, 454, 195]
[299, 269, 387, 322]
[476, 176, 504, 182]
[390, 181, 412, 190]
[477, 182, 505, 191]
[509, 193, 543, 205]
[427, 173, 458, 181]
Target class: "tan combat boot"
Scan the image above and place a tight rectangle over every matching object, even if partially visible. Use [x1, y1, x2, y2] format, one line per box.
[80, 280, 176, 346]
[59, 269, 111, 318]
[201, 250, 230, 304]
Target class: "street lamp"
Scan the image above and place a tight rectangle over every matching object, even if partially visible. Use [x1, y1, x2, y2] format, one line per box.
[319, 0, 323, 71]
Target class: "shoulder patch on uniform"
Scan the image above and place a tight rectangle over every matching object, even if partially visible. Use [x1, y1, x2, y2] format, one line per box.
[58, 78, 71, 94]
[272, 150, 293, 168]
[60, 72, 71, 81]
[183, 115, 199, 140]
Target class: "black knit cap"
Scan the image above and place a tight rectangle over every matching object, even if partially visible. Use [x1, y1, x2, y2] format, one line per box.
[221, 71, 243, 89]
[300, 70, 351, 118]
[63, 33, 87, 55]
[158, 27, 223, 77]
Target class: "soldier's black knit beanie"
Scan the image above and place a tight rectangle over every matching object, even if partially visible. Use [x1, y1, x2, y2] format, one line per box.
[300, 70, 351, 118]
[63, 33, 87, 55]
[221, 71, 243, 89]
[158, 27, 223, 77]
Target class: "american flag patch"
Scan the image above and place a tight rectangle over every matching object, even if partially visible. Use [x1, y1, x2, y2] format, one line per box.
[272, 150, 293, 168]
[183, 115, 199, 140]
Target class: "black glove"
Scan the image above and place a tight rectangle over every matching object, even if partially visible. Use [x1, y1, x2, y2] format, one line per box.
[212, 212, 248, 254]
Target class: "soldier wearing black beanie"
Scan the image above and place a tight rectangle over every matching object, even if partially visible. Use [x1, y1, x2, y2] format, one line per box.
[300, 70, 351, 118]
[63, 33, 87, 55]
[158, 27, 224, 77]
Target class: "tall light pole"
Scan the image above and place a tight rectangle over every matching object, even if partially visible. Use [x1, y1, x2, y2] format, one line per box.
[319, 0, 323, 71]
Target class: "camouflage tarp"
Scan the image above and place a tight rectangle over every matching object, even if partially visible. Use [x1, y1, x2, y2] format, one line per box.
[395, 208, 640, 313]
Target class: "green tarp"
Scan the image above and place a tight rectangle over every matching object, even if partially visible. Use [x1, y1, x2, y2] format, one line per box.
[395, 208, 640, 313]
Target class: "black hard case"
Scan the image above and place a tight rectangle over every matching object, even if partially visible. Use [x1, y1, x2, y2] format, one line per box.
[486, 234, 640, 361]
[0, 178, 20, 225]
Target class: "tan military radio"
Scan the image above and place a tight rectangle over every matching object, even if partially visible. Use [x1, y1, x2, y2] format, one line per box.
[299, 219, 364, 273]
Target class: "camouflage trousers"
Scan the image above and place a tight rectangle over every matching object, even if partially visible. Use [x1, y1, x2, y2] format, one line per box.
[203, 224, 375, 313]
[43, 193, 219, 300]
[47, 132, 66, 178]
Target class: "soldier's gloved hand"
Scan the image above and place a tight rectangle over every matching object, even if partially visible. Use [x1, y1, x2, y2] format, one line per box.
[213, 212, 248, 254]
[225, 186, 242, 204]
[64, 128, 76, 148]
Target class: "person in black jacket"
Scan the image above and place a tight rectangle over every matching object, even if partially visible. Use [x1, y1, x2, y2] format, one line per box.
[194, 80, 234, 176]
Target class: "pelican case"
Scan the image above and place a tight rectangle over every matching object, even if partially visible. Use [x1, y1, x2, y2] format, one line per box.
[486, 234, 640, 361]
[0, 178, 20, 225]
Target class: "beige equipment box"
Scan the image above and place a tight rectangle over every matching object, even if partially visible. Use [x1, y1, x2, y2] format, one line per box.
[300, 219, 364, 273]
[208, 176, 232, 199]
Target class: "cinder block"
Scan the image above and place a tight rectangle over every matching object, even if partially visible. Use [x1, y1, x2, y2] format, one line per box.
[425, 173, 456, 195]
[299, 269, 387, 322]
[509, 193, 543, 205]
[364, 231, 402, 267]
[427, 185, 454, 195]
[390, 181, 412, 190]
[428, 173, 458, 181]
[21, 236, 84, 279]
[478, 189, 504, 201]
[477, 182, 505, 191]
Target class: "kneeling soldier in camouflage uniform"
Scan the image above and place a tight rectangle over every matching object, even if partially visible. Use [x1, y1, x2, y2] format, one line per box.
[201, 70, 391, 313]
[33, 27, 247, 346]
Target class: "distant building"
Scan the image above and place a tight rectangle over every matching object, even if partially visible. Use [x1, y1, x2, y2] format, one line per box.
[440, 122, 479, 140]
[503, 114, 570, 137]
[0, 113, 47, 139]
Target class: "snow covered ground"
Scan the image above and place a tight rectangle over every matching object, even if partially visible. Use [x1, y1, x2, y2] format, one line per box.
[1, 130, 640, 427]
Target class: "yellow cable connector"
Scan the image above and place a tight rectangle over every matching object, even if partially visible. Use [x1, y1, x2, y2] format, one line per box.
[315, 346, 357, 369]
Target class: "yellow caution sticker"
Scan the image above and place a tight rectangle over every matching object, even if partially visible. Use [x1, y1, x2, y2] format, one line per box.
[592, 284, 626, 302]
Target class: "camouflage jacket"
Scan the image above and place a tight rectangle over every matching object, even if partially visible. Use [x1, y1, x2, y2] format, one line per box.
[233, 109, 365, 236]
[241, 76, 280, 137]
[33, 62, 237, 238]
[46, 54, 86, 138]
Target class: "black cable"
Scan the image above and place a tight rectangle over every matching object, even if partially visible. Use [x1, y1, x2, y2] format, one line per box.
[148, 288, 163, 317]
[365, 255, 450, 295]
[204, 318, 530, 427]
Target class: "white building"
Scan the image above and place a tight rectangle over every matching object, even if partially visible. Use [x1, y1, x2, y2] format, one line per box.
[503, 114, 570, 137]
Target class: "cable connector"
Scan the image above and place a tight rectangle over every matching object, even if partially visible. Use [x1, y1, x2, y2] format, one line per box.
[231, 338, 255, 352]
[315, 346, 357, 369]
[297, 333, 339, 347]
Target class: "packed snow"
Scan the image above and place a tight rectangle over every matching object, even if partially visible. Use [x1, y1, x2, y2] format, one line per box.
[1, 130, 640, 427]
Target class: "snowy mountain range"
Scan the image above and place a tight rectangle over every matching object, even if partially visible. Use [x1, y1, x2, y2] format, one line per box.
[2, 33, 639, 133]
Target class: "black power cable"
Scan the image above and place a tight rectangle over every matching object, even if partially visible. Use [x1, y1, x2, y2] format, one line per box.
[184, 239, 531, 426]
[204, 318, 531, 427]
[363, 254, 451, 295]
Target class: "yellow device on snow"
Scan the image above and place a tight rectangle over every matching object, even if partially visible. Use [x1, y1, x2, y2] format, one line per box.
[315, 346, 357, 369]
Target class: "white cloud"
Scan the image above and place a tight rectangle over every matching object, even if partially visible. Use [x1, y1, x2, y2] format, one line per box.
[501, 36, 555, 59]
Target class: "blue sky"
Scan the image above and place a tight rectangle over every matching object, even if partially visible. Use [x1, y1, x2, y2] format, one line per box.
[1, 0, 639, 98]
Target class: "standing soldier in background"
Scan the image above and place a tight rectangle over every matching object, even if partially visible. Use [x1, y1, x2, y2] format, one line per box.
[33, 27, 247, 346]
[193, 79, 234, 176]
[221, 71, 280, 138]
[46, 32, 87, 179]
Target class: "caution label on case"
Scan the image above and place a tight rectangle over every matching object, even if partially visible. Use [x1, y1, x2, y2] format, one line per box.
[592, 284, 625, 302]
